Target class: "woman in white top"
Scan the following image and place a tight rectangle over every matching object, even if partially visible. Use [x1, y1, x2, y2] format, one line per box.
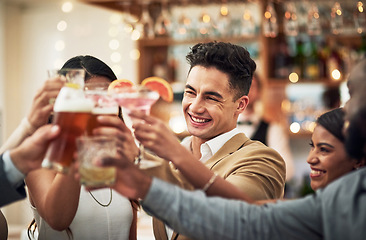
[30, 187, 134, 239]
[1, 56, 137, 240]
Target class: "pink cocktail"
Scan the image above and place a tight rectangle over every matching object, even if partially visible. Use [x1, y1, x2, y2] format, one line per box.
[115, 94, 159, 115]
[112, 86, 160, 169]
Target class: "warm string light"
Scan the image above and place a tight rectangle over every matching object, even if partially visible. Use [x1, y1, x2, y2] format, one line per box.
[331, 2, 344, 34]
[307, 3, 321, 36]
[155, 0, 172, 37]
[176, 0, 191, 37]
[136, 0, 155, 39]
[198, 10, 212, 36]
[358, 1, 364, 12]
[263, 1, 278, 38]
[355, 1, 366, 33]
[283, 2, 298, 36]
[216, 0, 232, 37]
[202, 13, 211, 23]
[242, 8, 256, 37]
[220, 4, 229, 16]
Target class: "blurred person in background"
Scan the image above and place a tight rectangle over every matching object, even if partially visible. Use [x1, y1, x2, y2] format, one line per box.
[322, 85, 341, 110]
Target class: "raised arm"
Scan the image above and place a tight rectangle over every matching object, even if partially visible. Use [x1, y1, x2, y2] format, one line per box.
[25, 169, 81, 231]
[0, 77, 64, 154]
[96, 113, 253, 202]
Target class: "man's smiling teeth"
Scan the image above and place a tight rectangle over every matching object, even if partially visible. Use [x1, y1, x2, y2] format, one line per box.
[191, 116, 209, 123]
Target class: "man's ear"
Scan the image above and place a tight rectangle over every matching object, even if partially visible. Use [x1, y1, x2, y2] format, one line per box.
[236, 95, 249, 113]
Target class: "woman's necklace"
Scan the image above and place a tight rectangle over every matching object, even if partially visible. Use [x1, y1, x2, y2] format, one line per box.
[88, 188, 113, 207]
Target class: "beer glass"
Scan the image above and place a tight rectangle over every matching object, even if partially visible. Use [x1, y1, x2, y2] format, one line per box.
[47, 68, 86, 115]
[42, 69, 94, 173]
[48, 68, 85, 88]
[84, 82, 119, 136]
[76, 136, 117, 187]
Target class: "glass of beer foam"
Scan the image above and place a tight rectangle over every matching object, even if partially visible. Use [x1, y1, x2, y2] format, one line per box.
[84, 82, 119, 136]
[42, 85, 94, 173]
[76, 136, 117, 187]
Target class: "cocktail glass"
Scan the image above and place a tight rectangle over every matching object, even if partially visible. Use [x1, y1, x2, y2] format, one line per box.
[112, 85, 161, 169]
[84, 82, 119, 136]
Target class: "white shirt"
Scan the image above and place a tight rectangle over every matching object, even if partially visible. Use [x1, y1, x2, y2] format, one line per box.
[181, 128, 242, 163]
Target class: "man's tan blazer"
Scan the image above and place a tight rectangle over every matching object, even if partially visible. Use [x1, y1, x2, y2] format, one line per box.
[144, 133, 286, 240]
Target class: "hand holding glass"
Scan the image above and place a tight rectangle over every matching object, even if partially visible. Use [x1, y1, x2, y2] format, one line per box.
[112, 86, 161, 169]
[42, 69, 94, 173]
[76, 136, 117, 187]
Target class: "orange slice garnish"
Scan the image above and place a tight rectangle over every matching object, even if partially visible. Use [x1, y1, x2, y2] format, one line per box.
[108, 79, 134, 94]
[141, 77, 173, 102]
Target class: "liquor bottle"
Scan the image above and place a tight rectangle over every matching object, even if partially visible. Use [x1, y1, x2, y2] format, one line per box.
[305, 40, 320, 80]
[327, 43, 344, 81]
[294, 39, 305, 79]
[317, 40, 329, 79]
[274, 38, 292, 78]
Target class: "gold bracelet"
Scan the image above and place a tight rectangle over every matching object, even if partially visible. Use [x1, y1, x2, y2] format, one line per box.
[202, 173, 218, 192]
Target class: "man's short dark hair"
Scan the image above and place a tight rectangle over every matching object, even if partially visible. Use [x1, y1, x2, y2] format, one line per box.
[186, 42, 256, 101]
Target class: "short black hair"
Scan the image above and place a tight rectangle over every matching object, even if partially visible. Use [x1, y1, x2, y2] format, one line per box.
[62, 55, 117, 82]
[186, 42, 256, 101]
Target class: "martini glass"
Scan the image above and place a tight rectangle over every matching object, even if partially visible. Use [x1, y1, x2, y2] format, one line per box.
[112, 86, 161, 169]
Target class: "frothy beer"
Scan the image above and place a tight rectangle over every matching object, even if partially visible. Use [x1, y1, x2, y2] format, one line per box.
[86, 106, 119, 136]
[42, 88, 94, 173]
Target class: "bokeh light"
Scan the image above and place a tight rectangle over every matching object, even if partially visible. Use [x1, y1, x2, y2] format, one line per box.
[290, 122, 301, 133]
[61, 2, 73, 13]
[54, 40, 65, 51]
[129, 49, 140, 60]
[57, 20, 67, 31]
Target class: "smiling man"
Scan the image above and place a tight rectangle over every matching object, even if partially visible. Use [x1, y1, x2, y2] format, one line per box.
[128, 42, 286, 240]
[83, 42, 285, 240]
